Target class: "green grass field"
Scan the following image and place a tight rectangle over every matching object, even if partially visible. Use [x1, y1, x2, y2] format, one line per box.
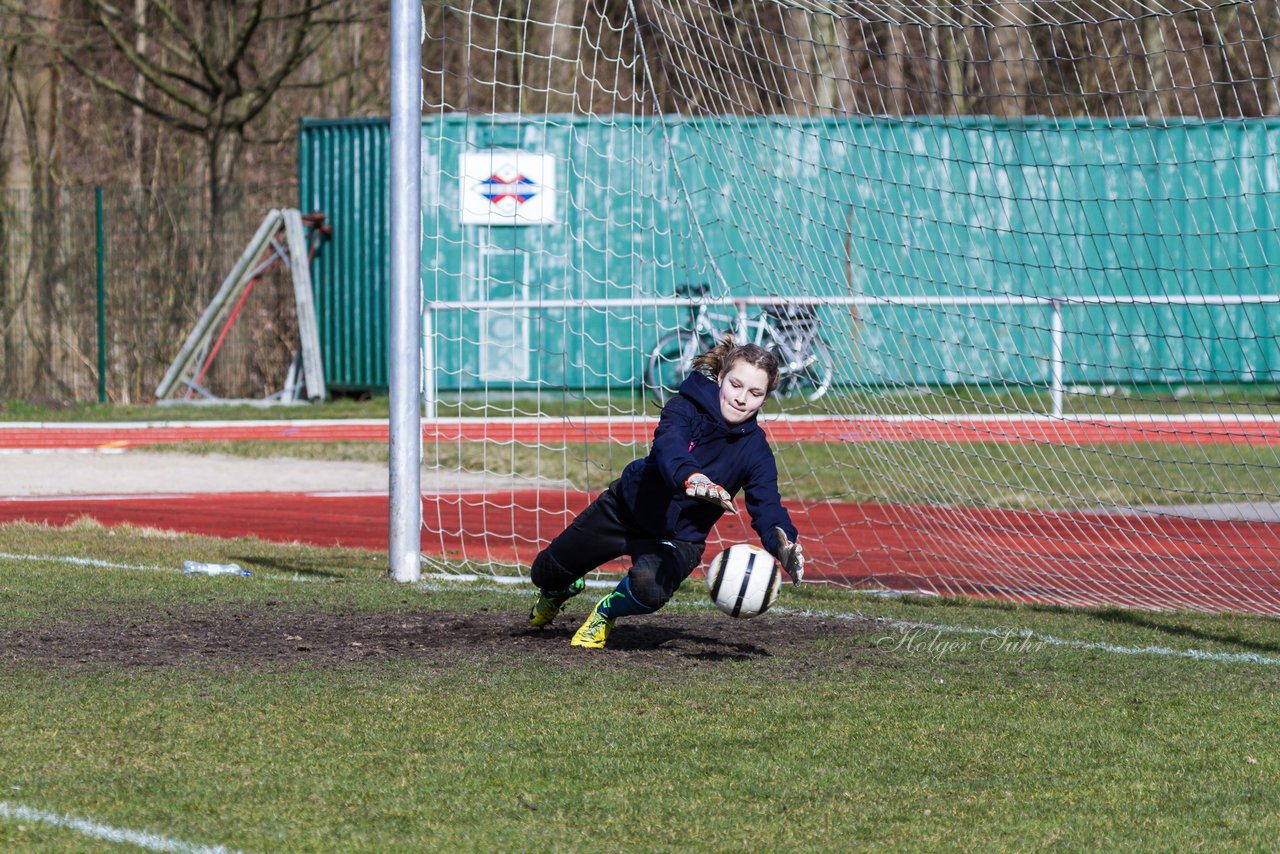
[3, 521, 1279, 851]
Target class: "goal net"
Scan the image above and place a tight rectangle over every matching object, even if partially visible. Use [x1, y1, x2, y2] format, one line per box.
[418, 0, 1280, 615]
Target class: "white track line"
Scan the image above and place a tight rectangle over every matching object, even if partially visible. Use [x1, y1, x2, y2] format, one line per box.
[0, 448, 127, 455]
[1, 413, 1279, 430]
[0, 802, 242, 853]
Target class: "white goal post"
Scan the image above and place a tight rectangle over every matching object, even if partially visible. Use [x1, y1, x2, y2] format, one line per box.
[389, 0, 423, 582]
[397, 0, 1280, 615]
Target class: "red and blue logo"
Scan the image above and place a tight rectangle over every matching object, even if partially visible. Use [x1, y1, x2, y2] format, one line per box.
[477, 173, 539, 205]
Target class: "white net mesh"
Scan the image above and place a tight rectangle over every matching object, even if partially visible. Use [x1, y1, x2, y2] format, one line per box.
[419, 0, 1280, 614]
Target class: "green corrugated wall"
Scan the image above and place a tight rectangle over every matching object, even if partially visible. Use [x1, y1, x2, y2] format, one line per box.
[298, 118, 391, 390]
[299, 115, 1280, 393]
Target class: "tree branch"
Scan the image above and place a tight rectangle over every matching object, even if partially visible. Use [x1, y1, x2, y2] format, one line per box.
[140, 0, 212, 81]
[57, 52, 206, 134]
[82, 2, 214, 111]
[225, 0, 267, 83]
[90, 0, 200, 68]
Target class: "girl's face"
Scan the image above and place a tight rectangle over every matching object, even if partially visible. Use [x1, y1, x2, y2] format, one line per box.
[718, 360, 770, 425]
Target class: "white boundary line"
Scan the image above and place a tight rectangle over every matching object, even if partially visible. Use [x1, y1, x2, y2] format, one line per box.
[0, 551, 166, 571]
[4, 553, 1273, 667]
[421, 573, 1280, 667]
[423, 571, 615, 589]
[781, 609, 1280, 667]
[0, 802, 242, 853]
[0, 552, 325, 583]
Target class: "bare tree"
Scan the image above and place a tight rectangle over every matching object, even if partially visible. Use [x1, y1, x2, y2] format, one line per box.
[0, 2, 62, 398]
[19, 0, 373, 233]
[129, 0, 149, 186]
[522, 0, 583, 113]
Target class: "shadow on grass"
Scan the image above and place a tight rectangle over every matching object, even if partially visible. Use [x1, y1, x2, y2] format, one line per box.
[514, 623, 774, 662]
[1087, 607, 1280, 656]
[860, 591, 1280, 656]
[231, 554, 347, 579]
[587, 624, 771, 661]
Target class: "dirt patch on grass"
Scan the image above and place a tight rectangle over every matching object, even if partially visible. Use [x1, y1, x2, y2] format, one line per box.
[1, 605, 881, 674]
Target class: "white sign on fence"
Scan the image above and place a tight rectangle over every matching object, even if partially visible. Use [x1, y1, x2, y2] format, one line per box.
[459, 151, 557, 226]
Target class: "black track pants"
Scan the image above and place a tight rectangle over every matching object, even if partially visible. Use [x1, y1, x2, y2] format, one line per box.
[530, 481, 704, 611]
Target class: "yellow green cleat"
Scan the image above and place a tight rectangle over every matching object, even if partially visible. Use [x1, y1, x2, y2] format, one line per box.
[528, 578, 586, 628]
[569, 598, 615, 649]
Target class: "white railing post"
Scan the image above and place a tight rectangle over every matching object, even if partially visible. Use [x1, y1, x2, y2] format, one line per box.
[735, 300, 750, 343]
[422, 306, 436, 420]
[1050, 298, 1065, 418]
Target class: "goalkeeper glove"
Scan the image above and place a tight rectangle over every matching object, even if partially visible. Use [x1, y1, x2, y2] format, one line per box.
[684, 473, 736, 513]
[772, 526, 804, 586]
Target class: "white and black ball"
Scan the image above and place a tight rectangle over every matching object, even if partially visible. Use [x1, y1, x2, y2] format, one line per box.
[706, 544, 780, 618]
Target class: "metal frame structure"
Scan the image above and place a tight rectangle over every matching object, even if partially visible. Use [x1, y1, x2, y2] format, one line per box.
[154, 209, 328, 404]
[422, 293, 1280, 419]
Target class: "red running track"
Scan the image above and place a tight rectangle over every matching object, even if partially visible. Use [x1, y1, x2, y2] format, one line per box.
[3, 490, 1278, 616]
[3, 415, 1280, 450]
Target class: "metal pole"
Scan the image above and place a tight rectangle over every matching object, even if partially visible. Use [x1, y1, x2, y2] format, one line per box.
[95, 187, 106, 404]
[388, 0, 422, 582]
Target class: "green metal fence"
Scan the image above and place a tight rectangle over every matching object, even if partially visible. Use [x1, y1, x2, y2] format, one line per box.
[11, 117, 1277, 404]
[0, 184, 298, 405]
[301, 115, 1280, 395]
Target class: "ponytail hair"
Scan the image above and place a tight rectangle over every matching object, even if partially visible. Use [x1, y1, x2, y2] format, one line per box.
[691, 334, 780, 396]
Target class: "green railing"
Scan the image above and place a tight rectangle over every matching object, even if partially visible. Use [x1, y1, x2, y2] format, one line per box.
[0, 184, 296, 404]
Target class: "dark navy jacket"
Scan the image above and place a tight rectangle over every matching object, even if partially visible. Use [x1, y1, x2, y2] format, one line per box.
[617, 371, 798, 554]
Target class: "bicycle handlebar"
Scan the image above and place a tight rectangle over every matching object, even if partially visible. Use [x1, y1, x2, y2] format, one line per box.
[675, 282, 712, 298]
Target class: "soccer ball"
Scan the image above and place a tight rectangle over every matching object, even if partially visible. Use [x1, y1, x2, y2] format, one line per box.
[705, 543, 780, 618]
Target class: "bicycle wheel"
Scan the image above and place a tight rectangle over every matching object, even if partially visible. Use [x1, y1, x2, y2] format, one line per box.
[771, 336, 834, 403]
[644, 330, 706, 406]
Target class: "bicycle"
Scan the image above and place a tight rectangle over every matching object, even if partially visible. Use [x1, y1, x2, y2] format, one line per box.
[643, 283, 834, 406]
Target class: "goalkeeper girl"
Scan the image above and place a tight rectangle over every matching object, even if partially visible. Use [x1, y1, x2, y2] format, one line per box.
[526, 335, 804, 649]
